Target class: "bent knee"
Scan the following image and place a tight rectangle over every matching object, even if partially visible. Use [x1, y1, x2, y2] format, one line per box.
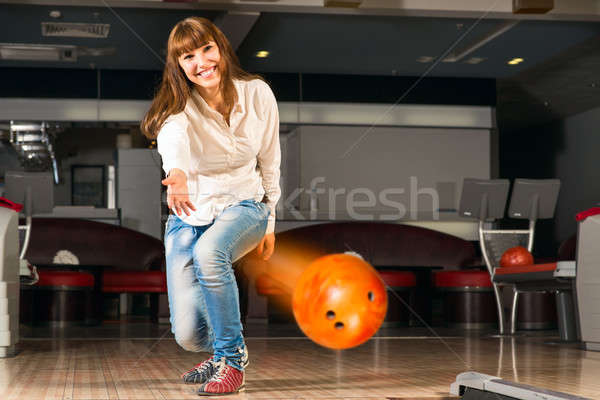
[175, 332, 213, 352]
[193, 247, 235, 286]
[194, 246, 230, 268]
[173, 322, 213, 352]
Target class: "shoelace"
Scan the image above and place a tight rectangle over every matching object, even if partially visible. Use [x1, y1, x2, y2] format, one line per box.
[207, 359, 229, 383]
[196, 360, 212, 374]
[239, 346, 248, 367]
[183, 357, 213, 378]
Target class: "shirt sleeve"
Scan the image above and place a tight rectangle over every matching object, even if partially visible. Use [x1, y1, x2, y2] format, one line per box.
[156, 114, 191, 179]
[257, 83, 281, 234]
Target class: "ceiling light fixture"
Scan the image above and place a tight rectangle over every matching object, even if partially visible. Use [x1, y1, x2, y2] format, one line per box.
[465, 57, 486, 64]
[507, 57, 524, 65]
[416, 56, 435, 63]
[255, 50, 269, 58]
[324, 0, 363, 7]
[513, 0, 554, 14]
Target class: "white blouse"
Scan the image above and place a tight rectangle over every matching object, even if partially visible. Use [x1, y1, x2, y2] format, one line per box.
[156, 78, 281, 233]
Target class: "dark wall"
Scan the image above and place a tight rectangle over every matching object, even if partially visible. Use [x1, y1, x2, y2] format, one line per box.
[499, 106, 600, 257]
[551, 107, 600, 246]
[499, 121, 560, 257]
[0, 67, 496, 106]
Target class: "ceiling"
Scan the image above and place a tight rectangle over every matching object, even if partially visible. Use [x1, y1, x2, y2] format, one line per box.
[497, 32, 600, 130]
[0, 0, 599, 129]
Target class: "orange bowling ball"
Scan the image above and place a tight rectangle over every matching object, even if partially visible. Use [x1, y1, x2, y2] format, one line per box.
[292, 252, 388, 350]
[500, 246, 534, 268]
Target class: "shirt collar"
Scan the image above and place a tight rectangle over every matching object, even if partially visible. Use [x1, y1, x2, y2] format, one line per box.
[187, 79, 244, 116]
[231, 79, 245, 114]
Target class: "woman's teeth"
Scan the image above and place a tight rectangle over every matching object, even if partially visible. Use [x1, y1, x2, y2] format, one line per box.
[199, 66, 216, 78]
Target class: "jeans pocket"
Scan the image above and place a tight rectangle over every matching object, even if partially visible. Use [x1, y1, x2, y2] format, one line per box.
[241, 198, 262, 208]
[238, 199, 269, 220]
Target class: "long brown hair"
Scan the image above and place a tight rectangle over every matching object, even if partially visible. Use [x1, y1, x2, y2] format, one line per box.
[141, 17, 262, 139]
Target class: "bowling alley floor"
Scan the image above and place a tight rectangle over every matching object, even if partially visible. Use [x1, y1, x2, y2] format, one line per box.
[3, 320, 600, 399]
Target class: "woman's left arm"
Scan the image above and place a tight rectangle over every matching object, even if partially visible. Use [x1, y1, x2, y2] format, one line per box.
[256, 83, 282, 260]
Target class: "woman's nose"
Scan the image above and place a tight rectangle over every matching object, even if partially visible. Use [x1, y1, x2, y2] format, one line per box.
[194, 57, 209, 71]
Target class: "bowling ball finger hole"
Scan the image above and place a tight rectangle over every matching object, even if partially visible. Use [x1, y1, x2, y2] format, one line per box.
[326, 310, 335, 320]
[367, 291, 374, 301]
[334, 322, 344, 330]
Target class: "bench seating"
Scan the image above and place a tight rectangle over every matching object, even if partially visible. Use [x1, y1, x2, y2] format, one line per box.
[20, 270, 95, 326]
[23, 218, 167, 322]
[243, 222, 478, 323]
[434, 270, 495, 328]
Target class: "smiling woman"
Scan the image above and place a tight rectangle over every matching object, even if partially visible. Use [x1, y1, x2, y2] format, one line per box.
[140, 16, 281, 396]
[179, 43, 220, 80]
[141, 16, 263, 138]
[177, 42, 226, 119]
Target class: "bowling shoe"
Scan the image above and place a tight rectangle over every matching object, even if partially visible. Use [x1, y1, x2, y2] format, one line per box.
[181, 356, 216, 384]
[197, 358, 245, 396]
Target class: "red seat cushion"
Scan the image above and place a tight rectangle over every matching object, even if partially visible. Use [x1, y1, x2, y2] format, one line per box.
[102, 271, 167, 293]
[434, 270, 492, 288]
[37, 270, 94, 287]
[494, 263, 557, 275]
[378, 271, 416, 288]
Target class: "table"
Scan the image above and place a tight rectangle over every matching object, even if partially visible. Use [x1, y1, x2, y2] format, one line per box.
[377, 265, 443, 326]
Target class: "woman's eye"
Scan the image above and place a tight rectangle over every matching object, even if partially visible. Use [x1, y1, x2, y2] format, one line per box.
[184, 54, 193, 60]
[204, 45, 212, 52]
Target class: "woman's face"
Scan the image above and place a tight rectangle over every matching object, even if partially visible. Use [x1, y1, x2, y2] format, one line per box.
[178, 41, 221, 92]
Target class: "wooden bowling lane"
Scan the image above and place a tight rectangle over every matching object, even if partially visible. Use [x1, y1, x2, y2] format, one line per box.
[1, 334, 600, 399]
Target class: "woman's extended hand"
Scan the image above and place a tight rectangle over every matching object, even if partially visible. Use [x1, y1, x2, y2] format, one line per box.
[257, 232, 275, 260]
[161, 168, 196, 216]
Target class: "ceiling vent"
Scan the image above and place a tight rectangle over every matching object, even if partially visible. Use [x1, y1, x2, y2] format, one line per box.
[0, 43, 115, 62]
[41, 22, 110, 38]
[0, 43, 77, 61]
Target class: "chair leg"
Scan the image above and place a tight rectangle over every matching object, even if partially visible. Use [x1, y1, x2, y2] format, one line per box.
[510, 289, 519, 334]
[149, 293, 158, 323]
[492, 283, 506, 334]
[119, 293, 129, 315]
[157, 293, 170, 324]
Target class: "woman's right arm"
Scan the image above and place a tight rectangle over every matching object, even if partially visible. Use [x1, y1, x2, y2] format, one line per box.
[156, 117, 196, 216]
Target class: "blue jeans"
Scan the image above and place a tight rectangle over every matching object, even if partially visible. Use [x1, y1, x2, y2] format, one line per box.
[164, 199, 269, 371]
